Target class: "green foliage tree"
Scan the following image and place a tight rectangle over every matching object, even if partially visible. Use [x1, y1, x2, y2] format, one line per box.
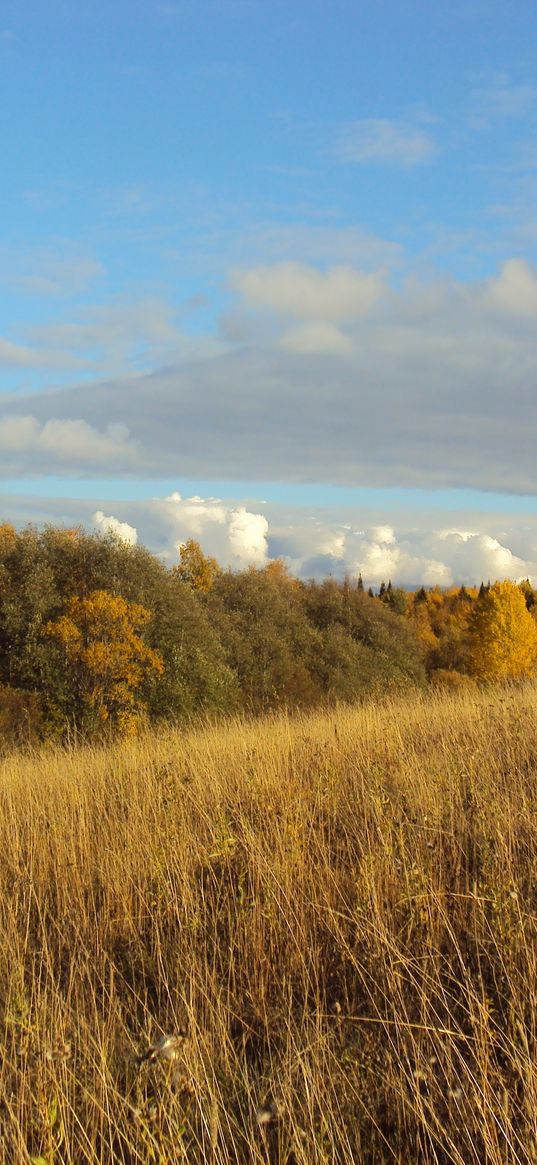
[206, 566, 322, 711]
[303, 579, 426, 695]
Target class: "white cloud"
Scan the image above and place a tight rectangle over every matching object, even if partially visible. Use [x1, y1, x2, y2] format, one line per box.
[280, 321, 353, 355]
[484, 258, 537, 316]
[277, 520, 537, 589]
[436, 529, 530, 583]
[5, 256, 537, 494]
[150, 492, 269, 567]
[231, 261, 384, 321]
[3, 492, 537, 589]
[125, 500, 537, 588]
[336, 119, 437, 166]
[369, 525, 396, 546]
[228, 507, 269, 565]
[0, 416, 141, 472]
[93, 510, 138, 545]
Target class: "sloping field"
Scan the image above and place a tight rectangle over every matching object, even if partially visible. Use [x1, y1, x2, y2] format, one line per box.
[1, 686, 537, 1163]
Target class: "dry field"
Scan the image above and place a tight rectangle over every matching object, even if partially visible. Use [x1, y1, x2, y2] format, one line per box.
[1, 685, 537, 1163]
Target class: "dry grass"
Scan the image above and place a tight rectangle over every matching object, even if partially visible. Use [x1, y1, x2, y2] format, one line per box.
[1, 685, 537, 1163]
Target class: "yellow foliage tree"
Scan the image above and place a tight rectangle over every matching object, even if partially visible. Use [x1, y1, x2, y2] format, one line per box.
[175, 538, 219, 593]
[45, 590, 163, 732]
[467, 580, 537, 682]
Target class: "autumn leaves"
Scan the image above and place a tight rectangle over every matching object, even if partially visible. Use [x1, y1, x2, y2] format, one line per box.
[467, 581, 537, 682]
[44, 591, 164, 734]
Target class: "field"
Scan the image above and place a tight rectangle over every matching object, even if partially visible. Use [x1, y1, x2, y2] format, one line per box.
[1, 686, 537, 1163]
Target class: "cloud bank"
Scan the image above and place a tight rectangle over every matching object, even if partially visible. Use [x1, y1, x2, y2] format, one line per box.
[1, 257, 537, 492]
[2, 491, 536, 588]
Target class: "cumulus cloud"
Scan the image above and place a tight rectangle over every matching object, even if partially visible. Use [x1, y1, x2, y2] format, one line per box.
[0, 416, 141, 473]
[101, 498, 537, 589]
[230, 261, 384, 321]
[93, 510, 138, 545]
[436, 529, 531, 583]
[336, 119, 437, 166]
[275, 520, 537, 588]
[3, 490, 537, 588]
[484, 258, 537, 316]
[228, 507, 269, 565]
[292, 524, 452, 588]
[154, 492, 269, 567]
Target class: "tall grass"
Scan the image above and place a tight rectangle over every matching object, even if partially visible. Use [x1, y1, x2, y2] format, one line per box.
[1, 685, 537, 1162]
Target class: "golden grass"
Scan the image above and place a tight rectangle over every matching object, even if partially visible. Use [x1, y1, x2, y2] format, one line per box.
[2, 685, 537, 1162]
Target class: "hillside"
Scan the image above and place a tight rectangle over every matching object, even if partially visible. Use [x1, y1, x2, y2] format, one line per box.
[2, 685, 537, 1162]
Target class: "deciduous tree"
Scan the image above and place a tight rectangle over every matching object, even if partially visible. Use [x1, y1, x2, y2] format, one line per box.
[45, 590, 164, 732]
[175, 539, 220, 593]
[468, 580, 537, 682]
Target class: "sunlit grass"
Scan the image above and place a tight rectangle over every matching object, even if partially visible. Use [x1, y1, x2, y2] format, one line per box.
[2, 684, 537, 1162]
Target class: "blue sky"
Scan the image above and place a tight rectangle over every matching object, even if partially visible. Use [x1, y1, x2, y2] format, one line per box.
[2, 0, 537, 585]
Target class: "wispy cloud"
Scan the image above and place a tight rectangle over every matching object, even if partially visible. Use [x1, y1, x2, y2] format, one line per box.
[471, 78, 537, 125]
[23, 299, 187, 372]
[0, 337, 84, 370]
[7, 251, 105, 298]
[335, 118, 437, 166]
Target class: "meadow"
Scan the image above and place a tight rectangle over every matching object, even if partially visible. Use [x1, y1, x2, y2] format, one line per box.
[1, 684, 537, 1163]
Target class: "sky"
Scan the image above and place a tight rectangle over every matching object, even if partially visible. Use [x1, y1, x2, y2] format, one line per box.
[2, 0, 537, 586]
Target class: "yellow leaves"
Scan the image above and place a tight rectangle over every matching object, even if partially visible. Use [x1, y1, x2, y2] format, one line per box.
[468, 580, 537, 682]
[175, 539, 219, 593]
[44, 614, 82, 658]
[44, 590, 163, 731]
[0, 522, 17, 559]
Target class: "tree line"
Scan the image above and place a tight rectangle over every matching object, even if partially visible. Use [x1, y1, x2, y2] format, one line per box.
[0, 523, 535, 745]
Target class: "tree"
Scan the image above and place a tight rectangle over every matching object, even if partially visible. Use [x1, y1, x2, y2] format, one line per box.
[519, 578, 535, 610]
[206, 567, 323, 711]
[175, 539, 219, 593]
[44, 590, 164, 732]
[467, 580, 537, 682]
